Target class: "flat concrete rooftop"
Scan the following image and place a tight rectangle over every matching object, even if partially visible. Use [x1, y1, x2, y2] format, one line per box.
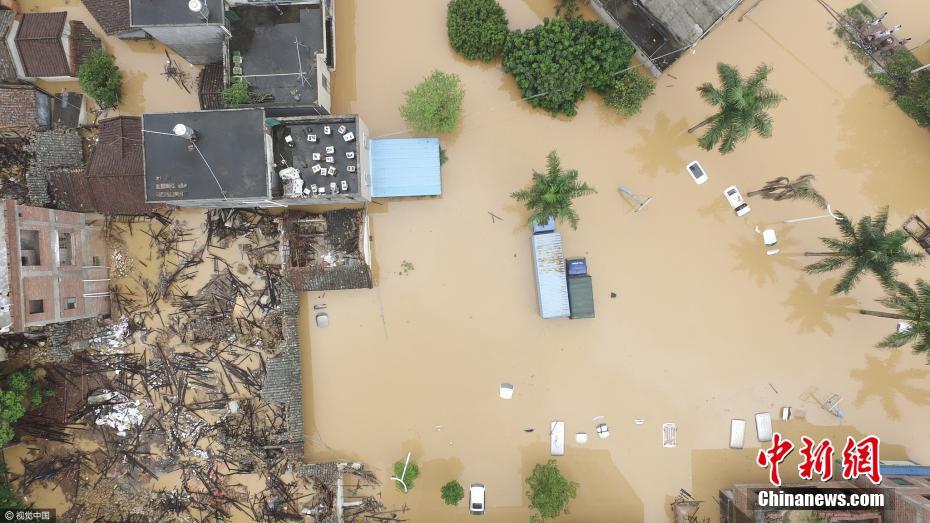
[143, 109, 269, 202]
[131, 0, 224, 26]
[271, 116, 360, 198]
[229, 5, 324, 110]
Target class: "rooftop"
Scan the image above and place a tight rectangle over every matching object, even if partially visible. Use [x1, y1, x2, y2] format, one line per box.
[271, 115, 360, 199]
[142, 109, 270, 203]
[0, 11, 17, 82]
[84, 117, 158, 215]
[281, 209, 372, 291]
[0, 84, 45, 133]
[15, 12, 70, 77]
[130, 0, 224, 27]
[68, 21, 102, 77]
[370, 138, 442, 198]
[82, 0, 131, 35]
[229, 4, 324, 111]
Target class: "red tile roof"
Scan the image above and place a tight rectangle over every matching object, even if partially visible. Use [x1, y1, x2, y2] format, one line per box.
[85, 117, 159, 215]
[0, 85, 40, 133]
[15, 12, 70, 78]
[81, 0, 131, 35]
[68, 21, 101, 77]
[0, 11, 17, 82]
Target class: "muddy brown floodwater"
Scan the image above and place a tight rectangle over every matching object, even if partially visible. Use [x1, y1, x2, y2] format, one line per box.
[300, 0, 930, 521]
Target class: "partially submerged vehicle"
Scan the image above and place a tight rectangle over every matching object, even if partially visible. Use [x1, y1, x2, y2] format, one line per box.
[686, 160, 709, 184]
[469, 483, 485, 515]
[723, 185, 751, 216]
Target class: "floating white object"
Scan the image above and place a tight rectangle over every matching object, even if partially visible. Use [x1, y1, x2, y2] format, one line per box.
[499, 383, 513, 399]
[346, 151, 355, 159]
[325, 156, 334, 164]
[755, 412, 773, 442]
[898, 322, 912, 333]
[317, 186, 326, 194]
[340, 180, 348, 191]
[228, 400, 239, 414]
[327, 166, 336, 176]
[307, 133, 317, 142]
[323, 125, 331, 135]
[595, 423, 609, 439]
[633, 418, 645, 425]
[310, 184, 318, 193]
[312, 152, 321, 161]
[303, 188, 311, 195]
[311, 164, 321, 174]
[347, 165, 357, 173]
[662, 422, 677, 448]
[325, 146, 335, 154]
[337, 125, 347, 134]
[575, 432, 588, 444]
[343, 131, 355, 142]
[329, 182, 337, 193]
[550, 421, 565, 456]
[729, 419, 745, 449]
[781, 407, 792, 421]
[315, 313, 329, 328]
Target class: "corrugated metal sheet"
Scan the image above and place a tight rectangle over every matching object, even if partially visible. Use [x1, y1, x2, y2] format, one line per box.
[568, 275, 595, 319]
[532, 232, 569, 319]
[370, 138, 441, 197]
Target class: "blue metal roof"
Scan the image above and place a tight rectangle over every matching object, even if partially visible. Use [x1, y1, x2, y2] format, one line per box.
[370, 138, 441, 197]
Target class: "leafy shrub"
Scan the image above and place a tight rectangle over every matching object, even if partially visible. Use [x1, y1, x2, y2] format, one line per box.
[604, 71, 656, 117]
[440, 480, 464, 505]
[399, 70, 465, 134]
[871, 50, 930, 127]
[0, 463, 24, 510]
[502, 17, 634, 116]
[222, 78, 253, 106]
[0, 369, 46, 447]
[393, 460, 421, 492]
[78, 49, 123, 109]
[447, 0, 509, 61]
[554, 0, 580, 18]
[526, 460, 578, 521]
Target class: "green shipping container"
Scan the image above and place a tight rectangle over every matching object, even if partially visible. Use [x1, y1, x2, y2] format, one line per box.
[567, 275, 594, 319]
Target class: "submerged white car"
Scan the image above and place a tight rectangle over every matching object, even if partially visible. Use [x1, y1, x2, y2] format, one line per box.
[686, 160, 709, 184]
[723, 185, 751, 216]
[470, 483, 485, 515]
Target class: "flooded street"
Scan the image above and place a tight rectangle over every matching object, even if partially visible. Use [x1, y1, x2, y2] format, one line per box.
[303, 0, 930, 521]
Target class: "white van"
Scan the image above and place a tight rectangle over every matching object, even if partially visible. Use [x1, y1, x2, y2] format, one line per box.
[469, 483, 485, 515]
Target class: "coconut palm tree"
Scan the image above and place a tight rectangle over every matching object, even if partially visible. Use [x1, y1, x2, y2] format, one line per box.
[805, 208, 924, 294]
[747, 174, 827, 208]
[688, 63, 785, 155]
[860, 279, 930, 361]
[511, 151, 596, 230]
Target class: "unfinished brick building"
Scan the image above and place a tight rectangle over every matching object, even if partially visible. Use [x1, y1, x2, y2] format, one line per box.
[0, 199, 109, 332]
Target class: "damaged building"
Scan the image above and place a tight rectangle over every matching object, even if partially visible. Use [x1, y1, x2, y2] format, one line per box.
[280, 208, 372, 291]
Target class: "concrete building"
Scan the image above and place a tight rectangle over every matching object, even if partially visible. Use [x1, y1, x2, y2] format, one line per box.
[224, 2, 335, 115]
[129, 0, 225, 64]
[0, 199, 109, 333]
[141, 108, 373, 208]
[588, 0, 741, 74]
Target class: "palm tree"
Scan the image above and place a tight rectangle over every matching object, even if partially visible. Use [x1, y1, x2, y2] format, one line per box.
[860, 279, 930, 361]
[511, 151, 596, 230]
[747, 174, 827, 208]
[688, 63, 785, 155]
[805, 208, 924, 294]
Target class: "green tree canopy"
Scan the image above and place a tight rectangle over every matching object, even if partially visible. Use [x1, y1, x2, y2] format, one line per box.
[604, 71, 656, 117]
[399, 70, 465, 134]
[0, 368, 47, 447]
[511, 151, 596, 230]
[447, 0, 509, 61]
[805, 208, 924, 294]
[502, 17, 634, 116]
[78, 49, 123, 109]
[860, 279, 930, 361]
[873, 50, 930, 128]
[440, 480, 465, 506]
[526, 460, 578, 521]
[689, 63, 784, 154]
